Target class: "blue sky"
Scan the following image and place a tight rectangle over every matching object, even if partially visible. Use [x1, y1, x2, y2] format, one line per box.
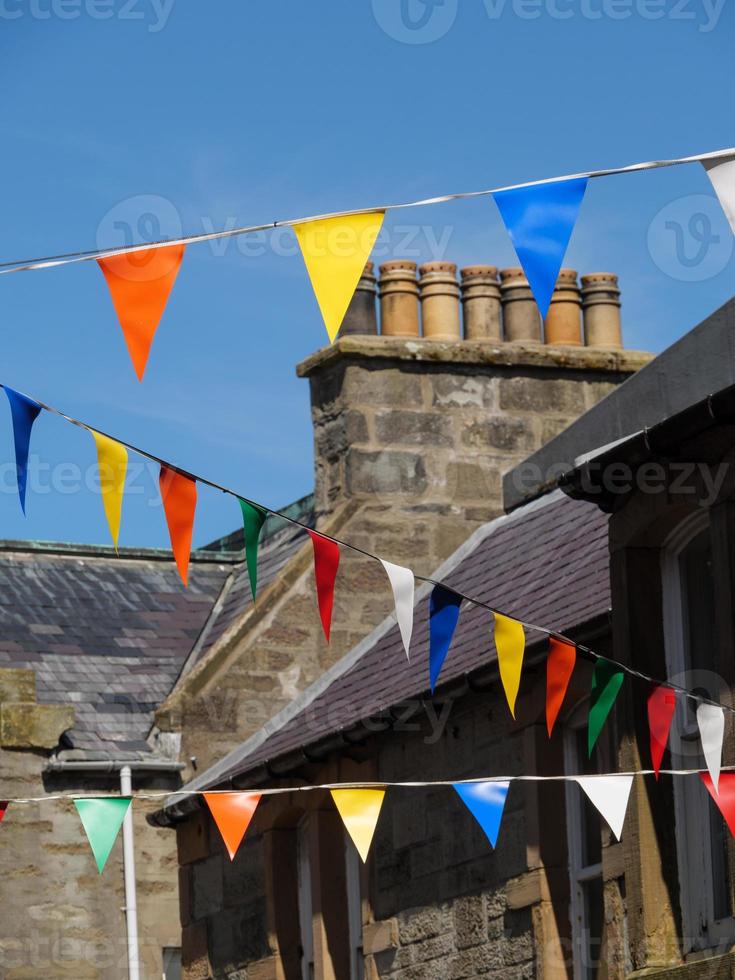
[1, 1, 733, 549]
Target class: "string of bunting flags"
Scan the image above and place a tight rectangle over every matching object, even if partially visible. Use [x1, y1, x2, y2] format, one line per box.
[1, 149, 734, 378]
[2, 769, 735, 873]
[2, 383, 733, 798]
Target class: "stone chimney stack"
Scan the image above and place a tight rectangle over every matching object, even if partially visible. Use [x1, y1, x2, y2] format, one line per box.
[297, 260, 649, 568]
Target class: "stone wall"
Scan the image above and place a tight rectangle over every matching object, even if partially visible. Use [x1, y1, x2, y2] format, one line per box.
[0, 668, 181, 980]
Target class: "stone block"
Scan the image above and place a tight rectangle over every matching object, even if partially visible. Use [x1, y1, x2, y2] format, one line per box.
[346, 451, 427, 497]
[445, 462, 500, 503]
[0, 703, 74, 749]
[453, 895, 487, 949]
[344, 366, 423, 409]
[431, 374, 495, 409]
[0, 668, 36, 704]
[375, 411, 454, 448]
[363, 918, 399, 955]
[192, 855, 224, 920]
[498, 376, 586, 415]
[461, 417, 535, 453]
[177, 810, 211, 867]
[181, 922, 210, 980]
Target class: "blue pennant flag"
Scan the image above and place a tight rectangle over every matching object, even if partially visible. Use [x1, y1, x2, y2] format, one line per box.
[493, 177, 588, 318]
[454, 781, 511, 848]
[4, 387, 41, 514]
[429, 585, 462, 693]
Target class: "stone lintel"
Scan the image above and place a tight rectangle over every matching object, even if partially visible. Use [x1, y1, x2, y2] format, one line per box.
[296, 336, 653, 378]
[0, 702, 75, 749]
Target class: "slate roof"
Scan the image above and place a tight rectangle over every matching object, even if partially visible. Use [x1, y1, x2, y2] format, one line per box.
[0, 495, 315, 761]
[167, 490, 610, 804]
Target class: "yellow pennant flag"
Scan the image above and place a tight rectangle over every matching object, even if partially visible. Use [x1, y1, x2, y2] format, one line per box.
[331, 788, 385, 863]
[91, 431, 128, 551]
[294, 211, 385, 343]
[494, 613, 526, 718]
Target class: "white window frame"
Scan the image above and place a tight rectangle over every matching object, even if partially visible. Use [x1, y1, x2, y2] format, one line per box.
[564, 703, 604, 980]
[344, 832, 365, 980]
[662, 512, 735, 952]
[297, 816, 315, 980]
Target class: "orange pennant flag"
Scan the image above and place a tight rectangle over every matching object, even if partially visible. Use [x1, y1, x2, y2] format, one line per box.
[98, 244, 185, 381]
[159, 466, 197, 586]
[203, 792, 261, 861]
[546, 638, 577, 737]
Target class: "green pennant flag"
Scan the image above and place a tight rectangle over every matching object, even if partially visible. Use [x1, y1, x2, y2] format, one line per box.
[588, 659, 624, 756]
[239, 500, 267, 600]
[74, 797, 132, 873]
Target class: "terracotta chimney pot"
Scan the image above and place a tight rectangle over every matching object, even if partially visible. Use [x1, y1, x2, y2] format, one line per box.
[460, 266, 501, 341]
[379, 261, 420, 338]
[419, 261, 461, 341]
[500, 268, 542, 343]
[544, 269, 582, 346]
[338, 261, 378, 337]
[581, 273, 623, 348]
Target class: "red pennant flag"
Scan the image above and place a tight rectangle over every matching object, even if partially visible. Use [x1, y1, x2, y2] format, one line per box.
[648, 685, 677, 779]
[0, 801, 7, 824]
[159, 466, 197, 586]
[701, 773, 735, 836]
[546, 638, 576, 737]
[98, 244, 185, 381]
[203, 792, 261, 861]
[308, 530, 340, 642]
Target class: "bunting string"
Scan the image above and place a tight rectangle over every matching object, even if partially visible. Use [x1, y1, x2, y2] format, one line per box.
[0, 148, 732, 276]
[6, 765, 735, 805]
[3, 379, 734, 722]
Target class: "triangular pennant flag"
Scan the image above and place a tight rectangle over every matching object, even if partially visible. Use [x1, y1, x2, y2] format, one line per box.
[493, 177, 588, 317]
[4, 386, 41, 514]
[494, 613, 526, 719]
[575, 776, 633, 842]
[588, 658, 625, 756]
[429, 585, 462, 693]
[546, 638, 577, 737]
[648, 685, 677, 780]
[0, 801, 8, 824]
[380, 559, 414, 658]
[203, 792, 261, 861]
[74, 797, 131, 873]
[294, 212, 385, 342]
[98, 243, 185, 380]
[453, 781, 510, 849]
[697, 702, 724, 792]
[308, 530, 340, 642]
[239, 500, 267, 601]
[703, 155, 735, 234]
[701, 773, 735, 837]
[331, 788, 385, 862]
[91, 431, 128, 551]
[159, 466, 197, 586]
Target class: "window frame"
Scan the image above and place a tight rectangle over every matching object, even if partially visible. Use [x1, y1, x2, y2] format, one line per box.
[661, 511, 735, 952]
[297, 815, 315, 979]
[564, 700, 605, 980]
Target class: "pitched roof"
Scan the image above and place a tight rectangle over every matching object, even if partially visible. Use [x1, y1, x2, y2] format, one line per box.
[0, 542, 232, 759]
[504, 296, 735, 510]
[162, 489, 610, 809]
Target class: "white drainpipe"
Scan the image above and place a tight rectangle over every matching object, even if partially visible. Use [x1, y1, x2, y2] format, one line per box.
[46, 758, 185, 980]
[120, 765, 141, 980]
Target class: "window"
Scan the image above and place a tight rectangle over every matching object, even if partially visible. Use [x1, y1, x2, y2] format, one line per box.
[161, 947, 181, 980]
[297, 816, 315, 979]
[662, 514, 735, 951]
[565, 711, 605, 980]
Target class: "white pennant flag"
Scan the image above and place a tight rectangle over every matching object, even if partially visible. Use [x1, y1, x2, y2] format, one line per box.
[380, 559, 414, 659]
[697, 703, 724, 793]
[703, 156, 735, 234]
[575, 775, 634, 842]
